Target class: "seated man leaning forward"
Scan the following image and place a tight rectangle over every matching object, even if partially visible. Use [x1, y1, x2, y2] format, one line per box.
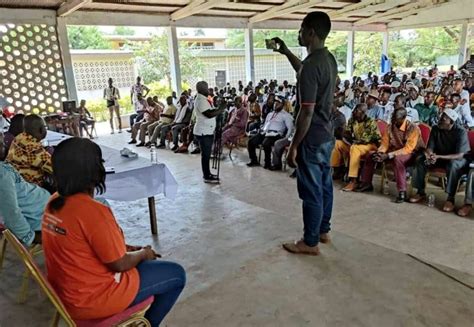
[6, 114, 53, 189]
[247, 95, 294, 169]
[331, 103, 381, 191]
[42, 137, 186, 326]
[409, 109, 470, 212]
[0, 133, 49, 246]
[147, 96, 177, 148]
[358, 107, 424, 203]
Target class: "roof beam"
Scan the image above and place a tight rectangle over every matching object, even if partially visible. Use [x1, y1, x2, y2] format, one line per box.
[57, 0, 92, 17]
[248, 0, 305, 24]
[334, 0, 413, 18]
[171, 0, 228, 21]
[329, 0, 383, 19]
[353, 0, 433, 26]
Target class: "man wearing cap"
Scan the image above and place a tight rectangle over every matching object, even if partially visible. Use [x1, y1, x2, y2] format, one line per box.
[389, 81, 402, 102]
[414, 92, 438, 126]
[406, 85, 424, 109]
[409, 109, 470, 212]
[366, 89, 382, 120]
[247, 95, 294, 169]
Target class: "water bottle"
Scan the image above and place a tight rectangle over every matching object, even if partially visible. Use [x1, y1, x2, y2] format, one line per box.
[383, 180, 390, 195]
[427, 193, 435, 208]
[150, 147, 158, 165]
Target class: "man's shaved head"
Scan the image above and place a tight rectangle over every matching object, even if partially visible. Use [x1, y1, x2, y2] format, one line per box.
[196, 81, 209, 96]
[24, 114, 47, 141]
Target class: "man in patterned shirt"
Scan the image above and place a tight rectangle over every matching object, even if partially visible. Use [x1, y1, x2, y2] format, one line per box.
[330, 103, 381, 191]
[6, 114, 53, 189]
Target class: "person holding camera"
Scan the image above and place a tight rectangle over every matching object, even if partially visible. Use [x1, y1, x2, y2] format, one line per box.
[194, 81, 225, 184]
[271, 12, 339, 255]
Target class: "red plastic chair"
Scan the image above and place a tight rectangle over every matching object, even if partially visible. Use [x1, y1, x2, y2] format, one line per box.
[468, 130, 474, 152]
[418, 123, 431, 147]
[376, 120, 387, 136]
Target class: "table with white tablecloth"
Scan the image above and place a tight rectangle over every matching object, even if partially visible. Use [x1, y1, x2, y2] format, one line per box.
[45, 132, 178, 235]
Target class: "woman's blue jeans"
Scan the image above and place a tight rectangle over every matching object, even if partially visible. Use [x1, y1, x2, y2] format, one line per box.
[130, 260, 186, 326]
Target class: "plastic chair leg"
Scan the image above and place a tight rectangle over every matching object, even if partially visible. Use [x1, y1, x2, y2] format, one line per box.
[380, 164, 386, 193]
[0, 236, 7, 272]
[50, 311, 60, 327]
[18, 269, 30, 303]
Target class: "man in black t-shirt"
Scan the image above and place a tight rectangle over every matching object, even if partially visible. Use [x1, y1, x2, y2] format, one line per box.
[409, 109, 470, 212]
[273, 11, 337, 256]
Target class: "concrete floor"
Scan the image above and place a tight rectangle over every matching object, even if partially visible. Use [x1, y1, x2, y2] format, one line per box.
[1, 125, 473, 326]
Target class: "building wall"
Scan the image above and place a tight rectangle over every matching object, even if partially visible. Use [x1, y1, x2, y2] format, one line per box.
[69, 48, 304, 100]
[0, 23, 69, 115]
[185, 48, 303, 88]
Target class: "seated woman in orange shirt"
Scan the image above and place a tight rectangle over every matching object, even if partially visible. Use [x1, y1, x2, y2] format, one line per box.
[42, 138, 185, 326]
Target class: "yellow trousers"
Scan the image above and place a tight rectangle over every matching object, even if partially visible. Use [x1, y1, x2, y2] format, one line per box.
[331, 140, 377, 178]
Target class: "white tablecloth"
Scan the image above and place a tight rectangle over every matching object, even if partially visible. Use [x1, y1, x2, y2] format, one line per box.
[44, 132, 178, 202]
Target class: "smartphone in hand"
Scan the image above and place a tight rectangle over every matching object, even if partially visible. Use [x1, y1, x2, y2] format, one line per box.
[265, 39, 278, 50]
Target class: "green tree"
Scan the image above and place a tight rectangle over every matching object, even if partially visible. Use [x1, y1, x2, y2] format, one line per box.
[113, 26, 135, 36]
[389, 26, 461, 69]
[353, 32, 382, 75]
[67, 26, 111, 49]
[226, 29, 300, 48]
[133, 33, 204, 89]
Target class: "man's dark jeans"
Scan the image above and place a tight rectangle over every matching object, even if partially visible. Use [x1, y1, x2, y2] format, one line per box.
[412, 153, 468, 197]
[297, 140, 335, 247]
[247, 134, 282, 167]
[195, 134, 214, 178]
[129, 111, 145, 128]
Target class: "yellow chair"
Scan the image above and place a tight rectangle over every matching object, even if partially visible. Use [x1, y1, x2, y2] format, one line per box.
[0, 225, 43, 303]
[3, 229, 152, 327]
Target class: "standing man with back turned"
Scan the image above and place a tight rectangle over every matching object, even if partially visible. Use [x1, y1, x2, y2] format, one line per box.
[273, 11, 337, 255]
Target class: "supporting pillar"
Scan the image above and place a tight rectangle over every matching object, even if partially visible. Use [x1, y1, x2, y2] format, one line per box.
[56, 17, 78, 101]
[346, 30, 354, 78]
[458, 21, 469, 68]
[244, 23, 255, 84]
[167, 24, 182, 95]
[382, 31, 389, 57]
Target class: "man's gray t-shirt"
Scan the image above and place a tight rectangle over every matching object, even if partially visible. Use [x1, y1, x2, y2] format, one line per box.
[297, 47, 338, 146]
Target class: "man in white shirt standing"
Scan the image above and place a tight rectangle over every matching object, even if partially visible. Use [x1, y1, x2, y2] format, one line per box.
[194, 81, 225, 184]
[103, 78, 122, 134]
[130, 76, 150, 128]
[247, 95, 294, 169]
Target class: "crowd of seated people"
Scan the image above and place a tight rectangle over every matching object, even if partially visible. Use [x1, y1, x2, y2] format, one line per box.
[138, 67, 473, 217]
[331, 66, 473, 217]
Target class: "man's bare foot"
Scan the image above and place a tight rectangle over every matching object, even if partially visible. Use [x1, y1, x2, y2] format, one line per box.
[456, 204, 472, 217]
[320, 233, 331, 244]
[282, 240, 320, 256]
[442, 201, 455, 212]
